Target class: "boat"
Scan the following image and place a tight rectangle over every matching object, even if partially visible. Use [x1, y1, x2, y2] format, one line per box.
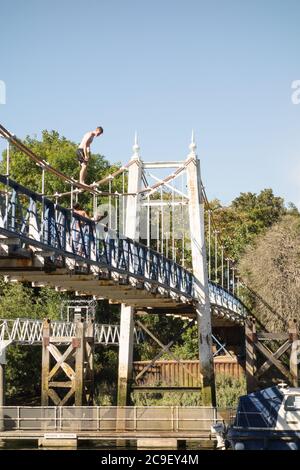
[225, 383, 300, 450]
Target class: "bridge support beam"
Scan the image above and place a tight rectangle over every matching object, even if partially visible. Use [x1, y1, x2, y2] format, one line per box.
[117, 134, 142, 406]
[0, 361, 5, 434]
[245, 318, 257, 392]
[41, 319, 94, 406]
[0, 347, 6, 432]
[117, 306, 135, 406]
[186, 134, 216, 406]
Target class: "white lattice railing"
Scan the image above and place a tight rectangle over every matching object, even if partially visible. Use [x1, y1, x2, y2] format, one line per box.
[0, 318, 143, 351]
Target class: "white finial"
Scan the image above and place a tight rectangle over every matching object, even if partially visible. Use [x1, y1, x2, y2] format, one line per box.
[132, 131, 140, 159]
[189, 129, 197, 155]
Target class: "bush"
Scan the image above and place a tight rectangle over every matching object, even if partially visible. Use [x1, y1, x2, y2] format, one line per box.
[216, 373, 246, 408]
[131, 390, 202, 406]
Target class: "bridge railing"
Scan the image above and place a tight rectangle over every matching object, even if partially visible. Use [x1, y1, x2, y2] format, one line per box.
[0, 406, 235, 432]
[0, 318, 143, 347]
[208, 282, 248, 319]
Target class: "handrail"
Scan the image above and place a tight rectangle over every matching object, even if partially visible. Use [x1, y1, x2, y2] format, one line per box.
[0, 318, 143, 346]
[0, 405, 235, 432]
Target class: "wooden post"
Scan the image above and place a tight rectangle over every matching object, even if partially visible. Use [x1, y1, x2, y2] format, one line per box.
[75, 321, 84, 406]
[0, 350, 5, 408]
[85, 320, 95, 405]
[245, 318, 257, 393]
[289, 319, 299, 387]
[41, 319, 50, 406]
[0, 350, 5, 432]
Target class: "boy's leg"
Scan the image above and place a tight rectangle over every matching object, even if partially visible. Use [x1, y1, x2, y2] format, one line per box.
[79, 162, 88, 184]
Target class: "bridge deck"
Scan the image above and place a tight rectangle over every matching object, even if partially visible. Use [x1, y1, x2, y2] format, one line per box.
[0, 267, 246, 323]
[1, 268, 191, 310]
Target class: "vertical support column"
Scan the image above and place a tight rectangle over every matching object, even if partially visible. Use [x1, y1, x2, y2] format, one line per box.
[85, 320, 95, 405]
[0, 351, 5, 433]
[28, 198, 44, 267]
[0, 363, 4, 408]
[41, 319, 50, 406]
[245, 318, 257, 393]
[117, 133, 142, 406]
[75, 321, 84, 406]
[186, 132, 216, 406]
[0, 345, 6, 432]
[118, 306, 135, 406]
[0, 347, 5, 408]
[289, 319, 299, 388]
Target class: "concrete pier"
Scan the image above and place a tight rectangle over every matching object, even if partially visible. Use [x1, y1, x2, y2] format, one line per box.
[38, 433, 77, 448]
[137, 438, 178, 449]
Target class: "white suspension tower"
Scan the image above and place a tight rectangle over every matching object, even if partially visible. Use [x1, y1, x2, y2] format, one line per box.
[186, 131, 216, 406]
[117, 133, 142, 406]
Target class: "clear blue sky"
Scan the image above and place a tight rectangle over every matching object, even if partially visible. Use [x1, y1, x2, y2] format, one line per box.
[1, 0, 300, 206]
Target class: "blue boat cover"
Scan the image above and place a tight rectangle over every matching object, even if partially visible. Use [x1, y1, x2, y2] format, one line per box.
[234, 386, 284, 428]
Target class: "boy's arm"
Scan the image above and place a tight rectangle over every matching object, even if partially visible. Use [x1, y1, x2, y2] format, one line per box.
[83, 145, 90, 161]
[82, 133, 93, 161]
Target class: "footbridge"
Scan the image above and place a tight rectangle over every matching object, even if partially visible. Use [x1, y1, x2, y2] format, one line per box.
[0, 173, 246, 322]
[0, 123, 248, 406]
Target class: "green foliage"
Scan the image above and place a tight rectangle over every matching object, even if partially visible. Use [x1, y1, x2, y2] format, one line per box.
[172, 324, 198, 359]
[94, 348, 118, 405]
[215, 373, 246, 408]
[135, 315, 184, 361]
[238, 213, 300, 331]
[131, 373, 246, 408]
[0, 277, 66, 402]
[6, 346, 41, 404]
[131, 390, 202, 406]
[0, 277, 63, 320]
[207, 189, 287, 261]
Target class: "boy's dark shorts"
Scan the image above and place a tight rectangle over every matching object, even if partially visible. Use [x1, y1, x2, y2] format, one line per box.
[76, 148, 85, 164]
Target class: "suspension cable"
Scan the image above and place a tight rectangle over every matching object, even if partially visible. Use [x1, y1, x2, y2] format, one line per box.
[0, 123, 135, 198]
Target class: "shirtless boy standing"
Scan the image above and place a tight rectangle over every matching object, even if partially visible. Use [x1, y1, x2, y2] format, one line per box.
[76, 126, 103, 184]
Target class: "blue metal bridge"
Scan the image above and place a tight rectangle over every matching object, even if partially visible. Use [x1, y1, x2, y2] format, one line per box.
[0, 174, 247, 323]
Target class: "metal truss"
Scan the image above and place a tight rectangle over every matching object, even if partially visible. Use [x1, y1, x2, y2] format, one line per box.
[0, 318, 143, 351]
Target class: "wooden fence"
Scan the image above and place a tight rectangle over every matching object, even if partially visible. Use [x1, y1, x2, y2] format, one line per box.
[133, 357, 245, 387]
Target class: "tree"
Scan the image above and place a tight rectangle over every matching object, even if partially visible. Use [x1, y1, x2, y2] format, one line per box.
[0, 278, 66, 403]
[0, 278, 64, 319]
[238, 214, 300, 331]
[232, 189, 285, 231]
[206, 189, 287, 261]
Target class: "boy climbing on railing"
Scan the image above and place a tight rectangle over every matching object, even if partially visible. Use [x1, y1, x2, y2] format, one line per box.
[72, 203, 108, 256]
